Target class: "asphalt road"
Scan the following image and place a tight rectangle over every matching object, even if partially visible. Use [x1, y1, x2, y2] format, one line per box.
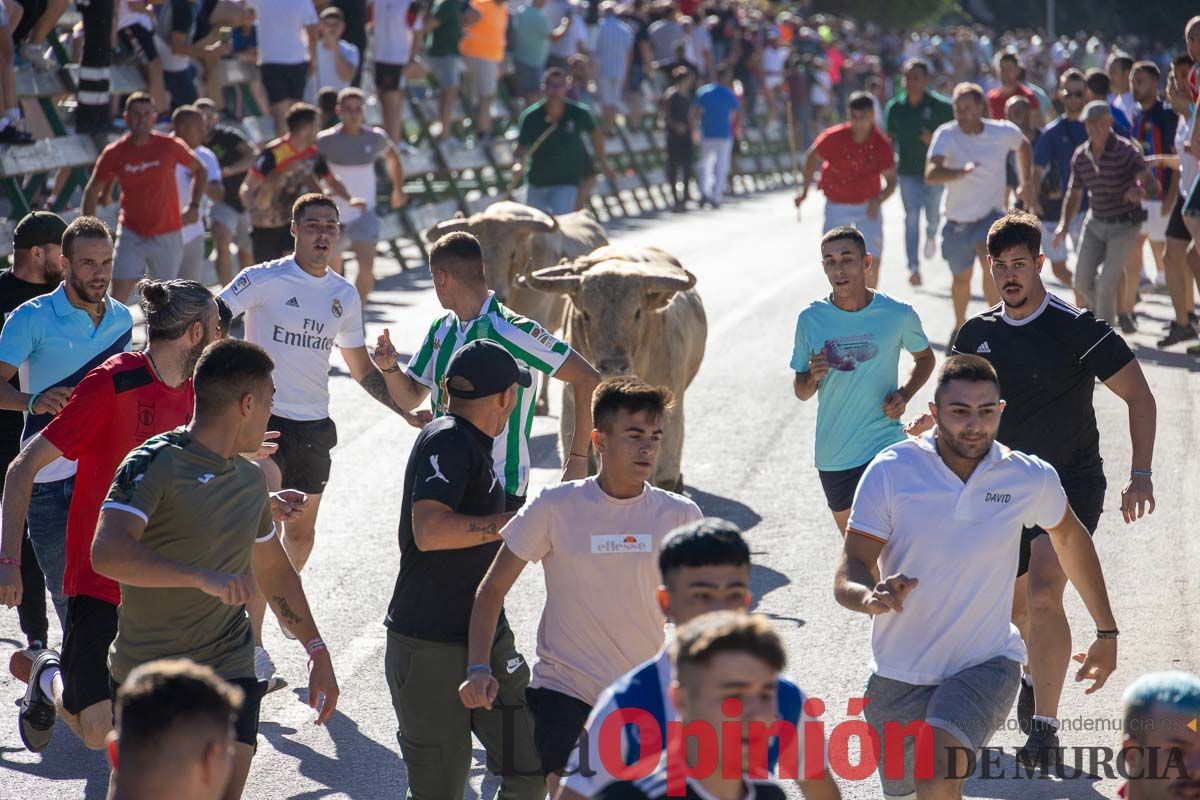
[2, 189, 1198, 799]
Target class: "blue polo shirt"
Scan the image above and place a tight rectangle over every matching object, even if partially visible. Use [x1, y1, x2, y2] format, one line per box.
[0, 283, 132, 482]
[1034, 116, 1089, 219]
[694, 83, 740, 140]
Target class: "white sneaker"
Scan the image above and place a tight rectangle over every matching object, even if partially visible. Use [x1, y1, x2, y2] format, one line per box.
[20, 43, 55, 72]
[255, 646, 288, 694]
[923, 237, 937, 260]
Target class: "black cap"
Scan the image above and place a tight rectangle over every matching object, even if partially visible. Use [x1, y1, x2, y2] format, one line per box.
[445, 340, 533, 399]
[13, 212, 68, 251]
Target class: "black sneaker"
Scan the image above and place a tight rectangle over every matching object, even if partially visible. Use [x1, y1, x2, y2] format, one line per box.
[1016, 678, 1034, 735]
[0, 126, 35, 145]
[1016, 719, 1061, 772]
[1158, 322, 1198, 348]
[19, 648, 59, 752]
[1118, 313, 1138, 334]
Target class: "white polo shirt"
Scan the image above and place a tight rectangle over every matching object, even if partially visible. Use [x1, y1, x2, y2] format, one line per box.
[847, 430, 1067, 685]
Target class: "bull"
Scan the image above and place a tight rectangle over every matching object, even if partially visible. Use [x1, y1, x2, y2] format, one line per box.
[524, 245, 707, 491]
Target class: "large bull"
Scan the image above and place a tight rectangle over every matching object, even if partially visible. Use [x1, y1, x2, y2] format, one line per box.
[525, 245, 707, 491]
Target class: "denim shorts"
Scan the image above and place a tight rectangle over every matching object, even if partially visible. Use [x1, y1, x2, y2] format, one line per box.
[427, 55, 460, 90]
[941, 210, 1004, 274]
[863, 656, 1021, 799]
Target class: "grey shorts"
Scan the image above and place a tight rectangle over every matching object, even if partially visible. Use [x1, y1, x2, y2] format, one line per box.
[113, 228, 184, 281]
[427, 55, 460, 90]
[463, 55, 498, 98]
[178, 235, 207, 282]
[210, 201, 252, 246]
[338, 211, 381, 248]
[941, 210, 1004, 274]
[863, 656, 1021, 799]
[514, 60, 543, 96]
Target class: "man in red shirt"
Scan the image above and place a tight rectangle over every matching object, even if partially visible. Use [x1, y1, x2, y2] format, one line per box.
[82, 92, 206, 306]
[987, 52, 1040, 121]
[0, 279, 218, 753]
[794, 91, 897, 287]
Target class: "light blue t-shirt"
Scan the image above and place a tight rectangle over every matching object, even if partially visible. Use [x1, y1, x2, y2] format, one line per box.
[694, 83, 739, 140]
[0, 283, 132, 482]
[790, 291, 929, 472]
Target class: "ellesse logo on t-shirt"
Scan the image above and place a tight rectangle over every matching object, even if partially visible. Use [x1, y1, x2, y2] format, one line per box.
[591, 534, 652, 554]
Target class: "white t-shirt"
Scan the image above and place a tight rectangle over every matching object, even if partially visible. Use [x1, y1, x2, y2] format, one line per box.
[247, 0, 318, 64]
[117, 0, 152, 31]
[1175, 111, 1197, 191]
[373, 0, 420, 64]
[928, 119, 1025, 223]
[501, 477, 703, 705]
[761, 45, 787, 75]
[310, 39, 360, 98]
[218, 258, 365, 420]
[846, 431, 1067, 685]
[175, 145, 220, 244]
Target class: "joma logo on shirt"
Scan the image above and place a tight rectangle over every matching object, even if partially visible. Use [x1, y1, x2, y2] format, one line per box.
[985, 492, 1012, 503]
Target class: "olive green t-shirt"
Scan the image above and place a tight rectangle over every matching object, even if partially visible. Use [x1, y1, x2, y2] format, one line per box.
[517, 99, 597, 187]
[426, 0, 462, 58]
[103, 428, 275, 683]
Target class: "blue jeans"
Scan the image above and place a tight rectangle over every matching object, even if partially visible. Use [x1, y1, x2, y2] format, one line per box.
[27, 475, 73, 630]
[525, 184, 577, 217]
[898, 175, 943, 272]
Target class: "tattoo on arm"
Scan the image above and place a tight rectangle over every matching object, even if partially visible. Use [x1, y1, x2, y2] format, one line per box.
[467, 521, 499, 541]
[359, 370, 405, 415]
[272, 595, 305, 627]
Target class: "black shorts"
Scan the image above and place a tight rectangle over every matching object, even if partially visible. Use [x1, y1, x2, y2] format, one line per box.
[524, 686, 592, 776]
[111, 675, 264, 748]
[270, 415, 337, 494]
[817, 461, 871, 512]
[118, 25, 158, 63]
[260, 63, 309, 105]
[1018, 474, 1106, 577]
[11, 0, 46, 44]
[667, 133, 693, 164]
[61, 595, 118, 715]
[250, 226, 294, 263]
[375, 61, 406, 92]
[1166, 193, 1192, 242]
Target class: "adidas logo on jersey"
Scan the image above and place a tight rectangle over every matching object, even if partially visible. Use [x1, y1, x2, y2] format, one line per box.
[286, 297, 300, 308]
[977, 341, 991, 354]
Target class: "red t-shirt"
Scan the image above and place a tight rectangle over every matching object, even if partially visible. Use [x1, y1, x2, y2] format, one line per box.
[813, 123, 895, 205]
[986, 84, 1038, 120]
[92, 131, 196, 238]
[42, 352, 194, 606]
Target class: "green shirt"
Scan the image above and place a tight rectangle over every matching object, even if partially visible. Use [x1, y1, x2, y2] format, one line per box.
[426, 0, 462, 58]
[517, 98, 597, 187]
[103, 428, 275, 683]
[511, 3, 551, 67]
[884, 90, 954, 176]
[406, 292, 571, 496]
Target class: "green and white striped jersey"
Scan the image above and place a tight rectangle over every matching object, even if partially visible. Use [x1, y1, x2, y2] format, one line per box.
[406, 292, 571, 496]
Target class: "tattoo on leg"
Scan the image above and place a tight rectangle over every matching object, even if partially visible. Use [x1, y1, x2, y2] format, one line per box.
[273, 595, 304, 627]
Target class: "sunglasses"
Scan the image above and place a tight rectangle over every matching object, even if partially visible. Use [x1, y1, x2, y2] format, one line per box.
[1063, 90, 1084, 98]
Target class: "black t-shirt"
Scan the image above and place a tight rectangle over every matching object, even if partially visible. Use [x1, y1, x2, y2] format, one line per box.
[664, 86, 693, 133]
[596, 777, 787, 800]
[385, 414, 505, 643]
[0, 271, 54, 469]
[332, 0, 368, 51]
[951, 295, 1134, 479]
[206, 125, 255, 213]
[620, 14, 650, 68]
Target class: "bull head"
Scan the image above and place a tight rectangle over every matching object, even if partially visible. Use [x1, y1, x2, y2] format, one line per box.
[523, 261, 590, 295]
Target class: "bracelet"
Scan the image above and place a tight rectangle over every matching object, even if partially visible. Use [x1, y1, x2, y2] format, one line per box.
[1096, 628, 1120, 640]
[0, 557, 20, 567]
[304, 636, 326, 655]
[380, 364, 400, 374]
[1130, 468, 1152, 477]
[26, 393, 37, 415]
[466, 663, 492, 675]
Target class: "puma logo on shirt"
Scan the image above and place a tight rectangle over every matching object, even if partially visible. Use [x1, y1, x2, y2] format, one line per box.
[426, 455, 449, 484]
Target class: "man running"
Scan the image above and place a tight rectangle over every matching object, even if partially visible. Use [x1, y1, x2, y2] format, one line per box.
[317, 87, 407, 302]
[795, 92, 896, 287]
[926, 82, 1035, 337]
[1033, 69, 1089, 295]
[219, 193, 424, 580]
[108, 659, 245, 800]
[370, 231, 600, 510]
[1117, 672, 1200, 800]
[791, 226, 934, 536]
[384, 339, 543, 800]
[837, 354, 1119, 799]
[0, 280, 216, 753]
[559, 518, 839, 800]
[951, 211, 1156, 767]
[0, 217, 132, 636]
[460, 377, 702, 795]
[0, 212, 66, 656]
[92, 339, 339, 800]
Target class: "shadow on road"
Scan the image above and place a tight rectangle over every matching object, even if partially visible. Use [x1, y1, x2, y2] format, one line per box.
[961, 749, 1109, 798]
[682, 486, 762, 533]
[1132, 345, 1200, 372]
[0, 737, 109, 799]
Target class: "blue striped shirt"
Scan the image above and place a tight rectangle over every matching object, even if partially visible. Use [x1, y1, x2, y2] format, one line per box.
[594, 16, 634, 80]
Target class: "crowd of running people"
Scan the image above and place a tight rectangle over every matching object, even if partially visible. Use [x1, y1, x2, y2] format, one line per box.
[0, 5, 1199, 800]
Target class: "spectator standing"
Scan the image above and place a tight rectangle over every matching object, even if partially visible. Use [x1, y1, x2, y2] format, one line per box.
[544, 0, 587, 71]
[514, 67, 613, 216]
[661, 66, 695, 211]
[195, 98, 258, 285]
[152, 0, 224, 110]
[617, 1, 652, 128]
[510, 0, 560, 105]
[795, 92, 897, 287]
[1057, 102, 1161, 325]
[0, 213, 66, 657]
[425, 0, 479, 144]
[592, 1, 634, 132]
[1107, 52, 1137, 123]
[647, 6, 683, 70]
[885, 58, 954, 287]
[309, 7, 360, 101]
[82, 93, 206, 304]
[317, 88, 408, 302]
[331, 0, 368, 84]
[1084, 69, 1132, 137]
[692, 66, 740, 209]
[171, 106, 224, 284]
[459, 0, 508, 142]
[372, 0, 422, 144]
[1032, 69, 1089, 295]
[246, 0, 319, 133]
[986, 52, 1039, 121]
[1157, 53, 1200, 349]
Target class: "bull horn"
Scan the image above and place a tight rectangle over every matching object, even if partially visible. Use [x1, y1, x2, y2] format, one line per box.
[424, 214, 471, 242]
[641, 270, 697, 295]
[526, 263, 586, 293]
